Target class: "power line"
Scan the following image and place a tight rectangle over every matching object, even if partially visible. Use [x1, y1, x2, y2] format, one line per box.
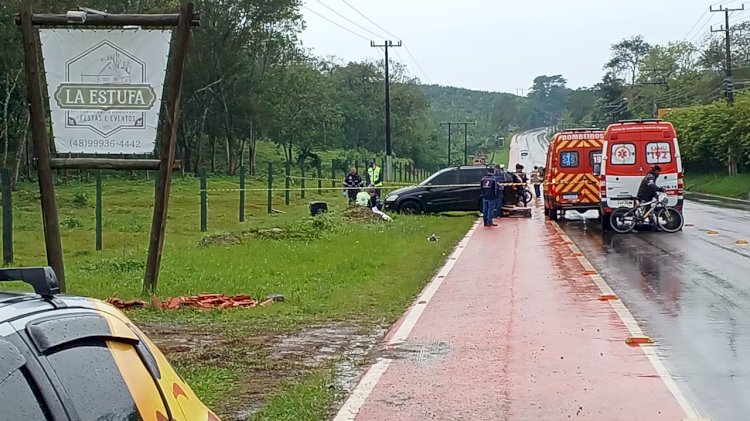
[314, 0, 386, 40]
[303, 5, 370, 41]
[403, 46, 431, 83]
[339, 0, 400, 39]
[335, 0, 431, 83]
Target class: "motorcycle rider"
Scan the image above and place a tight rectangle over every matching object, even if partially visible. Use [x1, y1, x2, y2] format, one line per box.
[636, 165, 665, 221]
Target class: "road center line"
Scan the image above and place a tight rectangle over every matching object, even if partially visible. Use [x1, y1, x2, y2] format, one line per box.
[333, 219, 482, 421]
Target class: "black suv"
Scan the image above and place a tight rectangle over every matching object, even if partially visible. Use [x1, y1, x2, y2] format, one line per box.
[384, 166, 489, 213]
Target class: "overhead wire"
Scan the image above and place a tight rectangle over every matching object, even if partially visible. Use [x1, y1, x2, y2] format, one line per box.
[336, 0, 432, 83]
[302, 5, 371, 41]
[313, 0, 387, 40]
[339, 0, 400, 40]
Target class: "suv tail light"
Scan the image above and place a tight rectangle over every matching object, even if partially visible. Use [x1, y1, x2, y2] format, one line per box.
[599, 175, 607, 198]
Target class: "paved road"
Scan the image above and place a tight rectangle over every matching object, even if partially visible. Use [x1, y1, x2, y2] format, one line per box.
[514, 127, 750, 420]
[336, 216, 688, 421]
[509, 128, 548, 171]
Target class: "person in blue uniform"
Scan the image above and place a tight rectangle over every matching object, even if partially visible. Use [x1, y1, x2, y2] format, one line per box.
[480, 168, 500, 227]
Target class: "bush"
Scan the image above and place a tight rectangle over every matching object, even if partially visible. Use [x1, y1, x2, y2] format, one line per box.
[73, 191, 89, 207]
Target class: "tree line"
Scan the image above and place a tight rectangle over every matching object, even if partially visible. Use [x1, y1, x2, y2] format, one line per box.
[0, 0, 457, 188]
[520, 30, 750, 175]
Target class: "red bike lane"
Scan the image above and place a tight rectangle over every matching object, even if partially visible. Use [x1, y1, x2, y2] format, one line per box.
[334, 215, 700, 421]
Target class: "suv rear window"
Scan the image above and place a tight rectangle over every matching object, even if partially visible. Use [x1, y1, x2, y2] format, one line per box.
[0, 369, 51, 420]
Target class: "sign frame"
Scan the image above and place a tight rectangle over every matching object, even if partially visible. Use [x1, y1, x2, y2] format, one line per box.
[17, 1, 199, 293]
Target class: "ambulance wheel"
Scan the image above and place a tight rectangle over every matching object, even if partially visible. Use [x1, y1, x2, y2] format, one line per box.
[543, 207, 549, 217]
[399, 200, 422, 214]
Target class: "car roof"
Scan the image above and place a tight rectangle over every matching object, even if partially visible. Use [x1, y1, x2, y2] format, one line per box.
[0, 290, 112, 324]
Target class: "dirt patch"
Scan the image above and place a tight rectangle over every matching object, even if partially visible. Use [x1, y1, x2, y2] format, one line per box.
[198, 233, 242, 247]
[138, 320, 387, 421]
[343, 206, 378, 222]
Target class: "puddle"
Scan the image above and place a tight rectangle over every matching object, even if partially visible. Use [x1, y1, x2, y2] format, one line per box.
[269, 322, 388, 393]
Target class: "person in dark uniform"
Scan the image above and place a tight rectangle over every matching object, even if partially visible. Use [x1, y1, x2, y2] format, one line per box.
[480, 168, 500, 227]
[637, 165, 664, 202]
[343, 167, 362, 205]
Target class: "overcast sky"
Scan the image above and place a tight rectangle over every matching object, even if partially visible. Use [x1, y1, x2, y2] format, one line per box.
[300, 0, 746, 93]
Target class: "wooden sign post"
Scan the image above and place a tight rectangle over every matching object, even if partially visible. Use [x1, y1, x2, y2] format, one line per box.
[17, 1, 198, 294]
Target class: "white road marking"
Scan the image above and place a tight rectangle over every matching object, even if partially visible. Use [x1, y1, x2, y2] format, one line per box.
[332, 220, 482, 421]
[551, 223, 704, 419]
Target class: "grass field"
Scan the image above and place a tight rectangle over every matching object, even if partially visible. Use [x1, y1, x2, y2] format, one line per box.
[1, 174, 474, 419]
[684, 173, 750, 199]
[490, 138, 511, 167]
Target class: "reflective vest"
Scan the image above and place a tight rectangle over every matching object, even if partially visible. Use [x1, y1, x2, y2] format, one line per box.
[356, 191, 371, 207]
[368, 166, 383, 187]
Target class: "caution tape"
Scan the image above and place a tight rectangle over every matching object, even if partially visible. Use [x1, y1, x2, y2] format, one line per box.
[286, 175, 415, 187]
[200, 180, 597, 194]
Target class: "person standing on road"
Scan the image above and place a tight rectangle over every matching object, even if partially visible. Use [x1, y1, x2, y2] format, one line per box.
[531, 166, 542, 199]
[480, 168, 500, 227]
[366, 161, 383, 200]
[343, 167, 362, 205]
[493, 164, 507, 218]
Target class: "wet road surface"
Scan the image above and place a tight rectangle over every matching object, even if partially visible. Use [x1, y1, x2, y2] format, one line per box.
[559, 201, 750, 421]
[337, 216, 687, 421]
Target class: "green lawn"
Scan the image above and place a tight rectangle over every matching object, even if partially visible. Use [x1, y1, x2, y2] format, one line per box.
[684, 173, 750, 199]
[1, 174, 474, 419]
[490, 138, 511, 167]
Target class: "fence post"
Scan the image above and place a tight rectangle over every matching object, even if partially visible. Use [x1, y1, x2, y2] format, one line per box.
[317, 161, 322, 195]
[200, 169, 207, 232]
[239, 165, 246, 222]
[331, 159, 336, 187]
[1, 168, 13, 264]
[301, 163, 306, 199]
[267, 162, 273, 214]
[399, 163, 403, 183]
[285, 162, 290, 206]
[95, 171, 102, 251]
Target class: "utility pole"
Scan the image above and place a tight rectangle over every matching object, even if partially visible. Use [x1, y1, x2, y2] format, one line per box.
[371, 40, 402, 181]
[440, 122, 455, 166]
[462, 122, 477, 165]
[641, 68, 669, 118]
[711, 4, 743, 175]
[605, 98, 628, 123]
[711, 4, 743, 104]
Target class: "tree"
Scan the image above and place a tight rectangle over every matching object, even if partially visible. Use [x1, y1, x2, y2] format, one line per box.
[262, 62, 341, 165]
[528, 75, 569, 125]
[605, 35, 652, 86]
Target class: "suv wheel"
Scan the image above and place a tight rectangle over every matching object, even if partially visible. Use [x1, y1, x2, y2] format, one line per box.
[399, 201, 422, 214]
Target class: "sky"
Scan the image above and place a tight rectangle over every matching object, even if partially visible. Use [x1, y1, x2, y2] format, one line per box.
[299, 0, 748, 93]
